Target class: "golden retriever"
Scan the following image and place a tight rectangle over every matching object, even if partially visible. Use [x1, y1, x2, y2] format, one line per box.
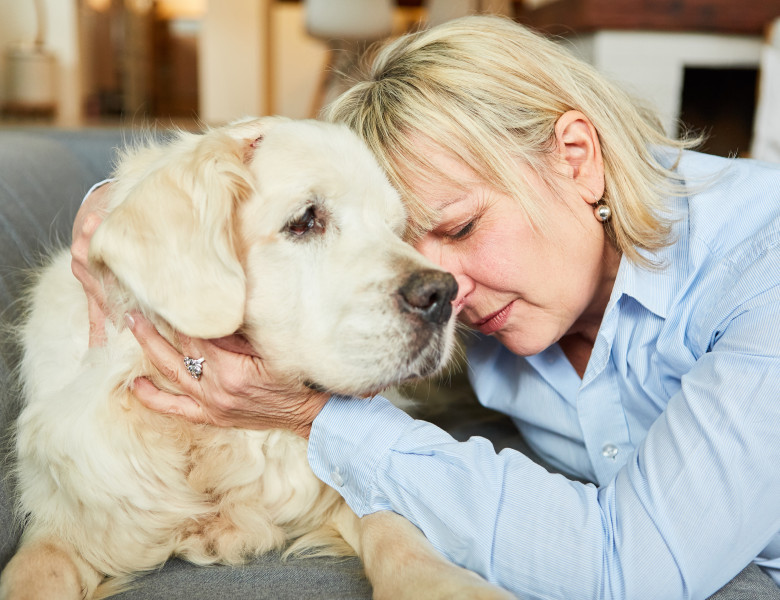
[0, 118, 512, 599]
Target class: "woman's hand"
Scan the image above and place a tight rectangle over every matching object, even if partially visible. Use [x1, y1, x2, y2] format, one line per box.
[71, 183, 112, 346]
[125, 312, 330, 438]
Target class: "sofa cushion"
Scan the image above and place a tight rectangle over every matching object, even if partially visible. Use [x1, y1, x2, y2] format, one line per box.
[112, 553, 371, 599]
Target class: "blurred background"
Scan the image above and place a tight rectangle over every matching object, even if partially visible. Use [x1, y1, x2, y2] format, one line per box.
[0, 0, 778, 160]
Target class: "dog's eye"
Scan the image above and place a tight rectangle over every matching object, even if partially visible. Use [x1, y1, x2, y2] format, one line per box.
[288, 207, 316, 235]
[286, 206, 324, 237]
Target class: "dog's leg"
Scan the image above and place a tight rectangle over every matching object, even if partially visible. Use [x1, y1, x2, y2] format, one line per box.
[0, 536, 102, 600]
[332, 507, 515, 600]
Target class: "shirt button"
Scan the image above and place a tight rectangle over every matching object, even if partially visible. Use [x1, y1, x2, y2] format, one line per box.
[601, 444, 619, 460]
[331, 467, 346, 487]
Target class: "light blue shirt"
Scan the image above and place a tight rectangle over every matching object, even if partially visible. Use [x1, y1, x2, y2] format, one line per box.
[308, 150, 780, 599]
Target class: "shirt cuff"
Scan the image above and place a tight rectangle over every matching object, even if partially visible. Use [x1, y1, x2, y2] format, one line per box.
[82, 178, 114, 205]
[307, 394, 415, 516]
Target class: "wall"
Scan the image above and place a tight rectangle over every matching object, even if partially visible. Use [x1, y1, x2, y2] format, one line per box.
[198, 0, 269, 123]
[198, 0, 329, 124]
[272, 2, 328, 119]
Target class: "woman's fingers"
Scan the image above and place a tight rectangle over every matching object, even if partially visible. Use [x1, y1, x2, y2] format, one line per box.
[86, 295, 107, 347]
[74, 215, 108, 346]
[124, 312, 244, 400]
[131, 377, 207, 422]
[124, 312, 330, 435]
[124, 312, 201, 395]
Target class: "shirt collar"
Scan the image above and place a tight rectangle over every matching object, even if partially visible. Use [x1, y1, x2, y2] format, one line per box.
[608, 194, 690, 321]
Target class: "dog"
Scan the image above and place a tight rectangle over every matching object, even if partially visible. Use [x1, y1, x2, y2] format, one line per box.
[0, 117, 512, 599]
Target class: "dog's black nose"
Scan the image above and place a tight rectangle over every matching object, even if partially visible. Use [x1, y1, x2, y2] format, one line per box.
[398, 270, 458, 325]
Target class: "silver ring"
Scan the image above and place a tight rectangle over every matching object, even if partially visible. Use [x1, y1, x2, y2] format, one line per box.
[183, 356, 205, 380]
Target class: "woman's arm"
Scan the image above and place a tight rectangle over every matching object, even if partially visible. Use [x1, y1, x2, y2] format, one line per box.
[306, 292, 780, 600]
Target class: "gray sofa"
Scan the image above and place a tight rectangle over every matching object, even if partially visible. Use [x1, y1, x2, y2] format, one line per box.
[1, 128, 778, 599]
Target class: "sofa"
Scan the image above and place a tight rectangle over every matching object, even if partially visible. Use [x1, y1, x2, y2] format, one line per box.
[0, 128, 777, 599]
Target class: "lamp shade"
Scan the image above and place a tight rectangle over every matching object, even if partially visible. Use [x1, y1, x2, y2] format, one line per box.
[304, 0, 394, 41]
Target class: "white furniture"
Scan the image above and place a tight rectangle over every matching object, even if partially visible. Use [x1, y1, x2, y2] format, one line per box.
[303, 0, 395, 116]
[567, 30, 762, 138]
[304, 0, 394, 41]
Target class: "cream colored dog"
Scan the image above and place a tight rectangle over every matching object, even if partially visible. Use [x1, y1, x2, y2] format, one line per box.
[0, 118, 512, 600]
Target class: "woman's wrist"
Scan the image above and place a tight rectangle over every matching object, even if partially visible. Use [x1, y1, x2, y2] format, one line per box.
[293, 390, 331, 439]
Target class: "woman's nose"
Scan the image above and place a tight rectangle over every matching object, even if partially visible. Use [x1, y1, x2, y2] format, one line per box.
[449, 272, 472, 315]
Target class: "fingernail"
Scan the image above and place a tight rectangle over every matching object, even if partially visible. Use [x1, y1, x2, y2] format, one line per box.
[124, 312, 135, 330]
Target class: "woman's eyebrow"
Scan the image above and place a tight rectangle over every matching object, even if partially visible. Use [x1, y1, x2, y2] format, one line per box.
[430, 191, 469, 212]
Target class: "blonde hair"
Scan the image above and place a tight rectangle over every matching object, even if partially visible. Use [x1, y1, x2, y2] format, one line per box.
[323, 15, 700, 266]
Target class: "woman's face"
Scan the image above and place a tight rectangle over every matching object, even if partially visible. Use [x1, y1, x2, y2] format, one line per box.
[409, 143, 619, 356]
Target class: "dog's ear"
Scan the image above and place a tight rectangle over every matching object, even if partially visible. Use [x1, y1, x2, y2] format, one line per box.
[89, 130, 259, 339]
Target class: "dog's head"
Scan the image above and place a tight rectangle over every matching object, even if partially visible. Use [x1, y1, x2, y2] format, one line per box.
[89, 117, 458, 395]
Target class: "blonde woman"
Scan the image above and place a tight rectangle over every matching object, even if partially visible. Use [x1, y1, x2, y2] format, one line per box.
[73, 16, 780, 599]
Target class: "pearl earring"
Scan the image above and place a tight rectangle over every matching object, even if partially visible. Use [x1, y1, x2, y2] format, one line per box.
[591, 194, 611, 222]
[593, 202, 611, 222]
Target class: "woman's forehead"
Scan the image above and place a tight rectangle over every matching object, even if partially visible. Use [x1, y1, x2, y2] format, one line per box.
[402, 136, 479, 197]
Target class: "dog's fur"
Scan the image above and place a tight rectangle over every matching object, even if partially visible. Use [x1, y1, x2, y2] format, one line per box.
[0, 118, 511, 599]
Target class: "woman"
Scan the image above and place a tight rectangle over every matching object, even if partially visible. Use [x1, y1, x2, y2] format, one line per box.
[73, 15, 780, 599]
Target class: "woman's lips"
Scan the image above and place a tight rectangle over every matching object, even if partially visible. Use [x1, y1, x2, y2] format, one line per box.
[474, 302, 513, 335]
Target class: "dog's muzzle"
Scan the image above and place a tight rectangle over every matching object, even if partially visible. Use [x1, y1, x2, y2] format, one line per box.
[397, 270, 458, 325]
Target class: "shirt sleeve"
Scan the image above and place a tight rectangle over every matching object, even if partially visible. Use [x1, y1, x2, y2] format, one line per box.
[82, 178, 113, 205]
[308, 287, 780, 600]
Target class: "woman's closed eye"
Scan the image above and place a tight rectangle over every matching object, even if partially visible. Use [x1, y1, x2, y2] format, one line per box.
[446, 219, 476, 240]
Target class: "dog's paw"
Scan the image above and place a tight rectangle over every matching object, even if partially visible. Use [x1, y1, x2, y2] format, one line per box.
[444, 586, 517, 600]
[372, 568, 517, 600]
[430, 576, 517, 600]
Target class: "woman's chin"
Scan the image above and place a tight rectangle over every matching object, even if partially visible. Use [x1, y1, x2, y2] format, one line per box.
[495, 328, 556, 357]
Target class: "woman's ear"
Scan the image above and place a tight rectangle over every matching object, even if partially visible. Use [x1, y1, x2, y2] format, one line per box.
[554, 110, 605, 202]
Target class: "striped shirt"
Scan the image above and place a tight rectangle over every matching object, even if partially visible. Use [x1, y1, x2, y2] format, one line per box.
[308, 150, 780, 599]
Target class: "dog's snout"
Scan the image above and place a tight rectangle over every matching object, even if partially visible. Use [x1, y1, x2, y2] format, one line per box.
[398, 270, 458, 325]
